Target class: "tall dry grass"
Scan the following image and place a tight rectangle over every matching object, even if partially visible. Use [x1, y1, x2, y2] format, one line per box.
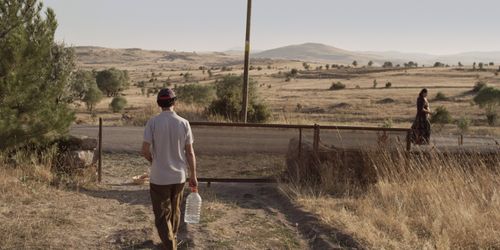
[284, 147, 500, 249]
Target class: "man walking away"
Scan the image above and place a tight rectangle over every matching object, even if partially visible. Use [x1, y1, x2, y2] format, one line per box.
[142, 88, 198, 250]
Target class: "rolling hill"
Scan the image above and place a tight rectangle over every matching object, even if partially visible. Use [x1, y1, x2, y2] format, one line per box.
[254, 43, 500, 66]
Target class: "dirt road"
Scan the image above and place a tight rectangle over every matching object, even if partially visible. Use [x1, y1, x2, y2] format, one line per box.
[71, 125, 499, 154]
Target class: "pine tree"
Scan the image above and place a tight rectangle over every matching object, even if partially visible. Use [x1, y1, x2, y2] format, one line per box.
[0, 0, 76, 149]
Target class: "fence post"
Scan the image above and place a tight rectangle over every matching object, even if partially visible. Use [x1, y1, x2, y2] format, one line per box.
[313, 124, 320, 154]
[406, 130, 411, 151]
[298, 128, 302, 161]
[98, 117, 102, 183]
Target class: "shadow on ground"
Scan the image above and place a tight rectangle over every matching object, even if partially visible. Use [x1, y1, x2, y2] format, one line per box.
[195, 183, 363, 250]
[80, 182, 363, 249]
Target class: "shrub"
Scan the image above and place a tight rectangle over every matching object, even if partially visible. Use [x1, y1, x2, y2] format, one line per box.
[302, 62, 310, 70]
[435, 91, 447, 101]
[385, 82, 392, 88]
[382, 61, 393, 68]
[434, 62, 445, 67]
[248, 103, 271, 123]
[486, 112, 498, 126]
[473, 86, 500, 126]
[109, 96, 127, 113]
[381, 118, 393, 128]
[329, 81, 346, 90]
[373, 79, 378, 88]
[175, 84, 215, 105]
[207, 75, 270, 122]
[431, 106, 453, 125]
[456, 117, 471, 134]
[296, 103, 303, 111]
[472, 81, 487, 93]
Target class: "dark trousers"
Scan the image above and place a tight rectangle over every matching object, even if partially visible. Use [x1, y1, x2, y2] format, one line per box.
[150, 182, 185, 250]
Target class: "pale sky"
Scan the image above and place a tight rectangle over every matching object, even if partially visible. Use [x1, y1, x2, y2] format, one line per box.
[42, 0, 500, 54]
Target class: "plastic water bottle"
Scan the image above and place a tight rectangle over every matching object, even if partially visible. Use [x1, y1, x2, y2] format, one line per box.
[184, 187, 202, 224]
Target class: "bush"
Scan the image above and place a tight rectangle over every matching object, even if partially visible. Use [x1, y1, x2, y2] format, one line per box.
[248, 103, 271, 123]
[382, 61, 393, 68]
[486, 112, 498, 126]
[207, 75, 270, 122]
[431, 106, 453, 125]
[435, 91, 447, 101]
[329, 81, 346, 90]
[473, 81, 487, 93]
[381, 118, 393, 128]
[434, 62, 445, 67]
[385, 82, 392, 88]
[109, 96, 127, 113]
[175, 84, 215, 105]
[456, 117, 471, 134]
[473, 86, 500, 126]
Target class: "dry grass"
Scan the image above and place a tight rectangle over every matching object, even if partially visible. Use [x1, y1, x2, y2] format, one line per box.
[0, 149, 160, 249]
[283, 148, 500, 249]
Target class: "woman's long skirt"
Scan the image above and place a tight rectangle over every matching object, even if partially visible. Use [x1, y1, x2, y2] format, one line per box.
[410, 115, 431, 145]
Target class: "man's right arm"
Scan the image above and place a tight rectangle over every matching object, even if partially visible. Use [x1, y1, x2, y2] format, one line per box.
[185, 143, 198, 188]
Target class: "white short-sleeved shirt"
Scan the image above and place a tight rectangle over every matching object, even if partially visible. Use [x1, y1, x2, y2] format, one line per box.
[143, 111, 194, 185]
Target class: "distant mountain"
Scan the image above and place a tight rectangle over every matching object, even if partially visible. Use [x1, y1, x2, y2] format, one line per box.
[254, 43, 500, 65]
[254, 43, 382, 64]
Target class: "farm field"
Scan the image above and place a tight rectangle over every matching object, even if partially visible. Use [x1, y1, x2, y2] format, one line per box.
[73, 47, 500, 137]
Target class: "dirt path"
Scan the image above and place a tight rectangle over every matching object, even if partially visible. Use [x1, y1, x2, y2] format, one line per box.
[86, 153, 347, 249]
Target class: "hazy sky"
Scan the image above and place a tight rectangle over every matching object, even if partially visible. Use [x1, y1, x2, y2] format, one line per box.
[42, 0, 500, 54]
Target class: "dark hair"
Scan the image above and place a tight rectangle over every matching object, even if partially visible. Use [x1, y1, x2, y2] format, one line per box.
[419, 88, 428, 97]
[157, 98, 176, 108]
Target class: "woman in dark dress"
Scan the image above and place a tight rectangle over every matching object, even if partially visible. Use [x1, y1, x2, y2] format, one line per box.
[411, 88, 431, 145]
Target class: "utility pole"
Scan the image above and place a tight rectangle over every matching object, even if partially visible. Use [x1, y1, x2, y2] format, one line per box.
[241, 0, 252, 123]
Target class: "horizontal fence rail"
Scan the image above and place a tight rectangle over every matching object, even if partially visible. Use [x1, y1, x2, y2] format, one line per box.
[190, 121, 410, 132]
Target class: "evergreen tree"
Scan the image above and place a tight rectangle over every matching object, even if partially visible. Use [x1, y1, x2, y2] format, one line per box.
[0, 0, 75, 149]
